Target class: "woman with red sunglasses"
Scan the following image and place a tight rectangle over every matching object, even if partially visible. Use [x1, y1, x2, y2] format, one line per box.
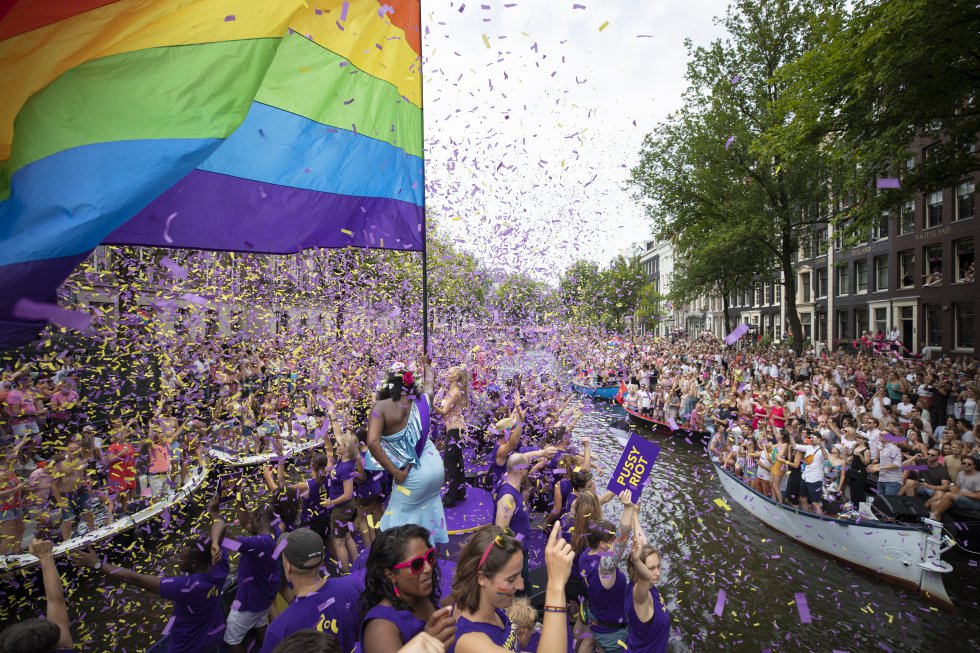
[360, 524, 456, 653]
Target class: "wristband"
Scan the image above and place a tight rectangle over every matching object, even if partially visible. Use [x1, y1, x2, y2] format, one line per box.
[542, 605, 567, 613]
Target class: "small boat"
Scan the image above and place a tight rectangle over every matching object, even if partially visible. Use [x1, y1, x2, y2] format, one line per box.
[713, 461, 955, 610]
[1, 465, 209, 573]
[620, 404, 711, 440]
[570, 381, 620, 401]
[206, 438, 323, 468]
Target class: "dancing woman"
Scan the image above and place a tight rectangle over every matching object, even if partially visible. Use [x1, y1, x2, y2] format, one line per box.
[436, 365, 469, 507]
[366, 356, 448, 544]
[625, 516, 671, 653]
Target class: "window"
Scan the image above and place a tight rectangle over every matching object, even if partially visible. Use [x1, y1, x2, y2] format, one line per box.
[905, 156, 916, 171]
[926, 191, 943, 228]
[899, 250, 915, 288]
[800, 272, 811, 302]
[765, 283, 773, 306]
[775, 283, 782, 304]
[774, 314, 781, 338]
[957, 181, 975, 221]
[874, 256, 889, 291]
[924, 304, 942, 348]
[899, 200, 915, 235]
[816, 268, 828, 298]
[855, 260, 868, 293]
[872, 212, 890, 240]
[874, 307, 888, 335]
[837, 310, 849, 339]
[835, 265, 849, 296]
[802, 236, 814, 260]
[924, 244, 943, 286]
[855, 308, 869, 337]
[955, 303, 974, 349]
[755, 283, 763, 306]
[955, 238, 974, 282]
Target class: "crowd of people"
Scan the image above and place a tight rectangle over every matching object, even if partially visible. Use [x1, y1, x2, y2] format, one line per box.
[564, 329, 979, 521]
[2, 326, 676, 653]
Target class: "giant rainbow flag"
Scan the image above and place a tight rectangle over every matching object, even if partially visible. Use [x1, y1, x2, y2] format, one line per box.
[0, 0, 423, 347]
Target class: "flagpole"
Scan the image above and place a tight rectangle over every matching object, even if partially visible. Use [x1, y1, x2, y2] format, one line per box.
[419, 1, 428, 355]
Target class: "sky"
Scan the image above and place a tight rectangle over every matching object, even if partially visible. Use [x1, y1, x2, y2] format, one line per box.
[421, 0, 730, 280]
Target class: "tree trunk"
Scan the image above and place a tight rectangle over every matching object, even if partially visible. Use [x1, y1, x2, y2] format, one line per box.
[722, 292, 732, 336]
[781, 229, 803, 355]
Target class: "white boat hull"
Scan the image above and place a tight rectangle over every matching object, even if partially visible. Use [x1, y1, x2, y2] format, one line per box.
[714, 462, 953, 610]
[207, 438, 322, 467]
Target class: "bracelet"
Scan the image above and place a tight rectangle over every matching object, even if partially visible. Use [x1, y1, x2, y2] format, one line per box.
[542, 605, 567, 613]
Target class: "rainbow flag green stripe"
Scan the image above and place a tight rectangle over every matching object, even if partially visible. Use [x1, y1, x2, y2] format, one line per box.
[4, 38, 280, 186]
[255, 32, 422, 158]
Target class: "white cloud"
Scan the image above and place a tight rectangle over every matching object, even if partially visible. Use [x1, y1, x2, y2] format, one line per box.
[422, 1, 728, 280]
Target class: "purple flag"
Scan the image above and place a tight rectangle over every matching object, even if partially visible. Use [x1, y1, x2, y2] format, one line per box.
[606, 433, 661, 503]
[724, 323, 750, 345]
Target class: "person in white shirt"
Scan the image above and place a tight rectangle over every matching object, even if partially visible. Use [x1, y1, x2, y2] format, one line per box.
[860, 417, 882, 460]
[872, 437, 904, 496]
[896, 395, 915, 424]
[792, 432, 828, 514]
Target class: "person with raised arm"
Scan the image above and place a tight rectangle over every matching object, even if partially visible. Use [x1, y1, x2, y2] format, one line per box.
[365, 355, 448, 544]
[448, 522, 575, 653]
[435, 364, 469, 508]
[625, 515, 670, 653]
[70, 534, 229, 653]
[0, 539, 73, 652]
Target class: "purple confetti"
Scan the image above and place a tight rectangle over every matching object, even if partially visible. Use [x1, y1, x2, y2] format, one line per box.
[378, 4, 394, 18]
[224, 15, 235, 22]
[340, 2, 349, 21]
[876, 178, 901, 189]
[795, 592, 812, 623]
[13, 298, 91, 331]
[221, 538, 242, 551]
[730, 75, 741, 84]
[713, 588, 726, 616]
[272, 539, 288, 560]
[902, 464, 929, 472]
[159, 256, 189, 280]
[724, 135, 735, 150]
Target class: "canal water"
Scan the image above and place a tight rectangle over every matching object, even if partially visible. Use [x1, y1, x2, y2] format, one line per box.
[3, 349, 978, 651]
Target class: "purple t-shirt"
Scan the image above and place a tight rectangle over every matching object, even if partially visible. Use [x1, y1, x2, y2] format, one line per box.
[624, 584, 670, 653]
[303, 477, 325, 521]
[356, 453, 383, 498]
[360, 604, 425, 646]
[159, 553, 229, 653]
[579, 551, 627, 633]
[492, 484, 531, 543]
[448, 610, 519, 653]
[259, 569, 365, 653]
[327, 460, 357, 502]
[234, 533, 281, 613]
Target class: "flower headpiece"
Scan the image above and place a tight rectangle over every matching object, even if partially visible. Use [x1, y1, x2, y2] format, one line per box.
[377, 361, 419, 394]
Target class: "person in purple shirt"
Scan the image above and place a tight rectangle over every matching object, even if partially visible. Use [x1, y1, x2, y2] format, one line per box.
[493, 452, 534, 594]
[209, 495, 282, 653]
[578, 490, 636, 653]
[448, 523, 575, 653]
[71, 537, 229, 653]
[359, 524, 455, 652]
[259, 528, 364, 653]
[624, 517, 670, 653]
[322, 420, 360, 573]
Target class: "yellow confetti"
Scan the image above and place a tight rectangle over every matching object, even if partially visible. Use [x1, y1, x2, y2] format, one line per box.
[713, 498, 732, 511]
[598, 21, 610, 32]
[482, 33, 491, 48]
[396, 485, 411, 496]
[341, 229, 352, 236]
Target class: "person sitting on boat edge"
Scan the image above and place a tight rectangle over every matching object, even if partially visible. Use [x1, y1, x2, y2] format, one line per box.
[898, 448, 950, 500]
[208, 493, 281, 653]
[926, 455, 980, 522]
[258, 528, 365, 653]
[360, 524, 455, 653]
[70, 535, 229, 653]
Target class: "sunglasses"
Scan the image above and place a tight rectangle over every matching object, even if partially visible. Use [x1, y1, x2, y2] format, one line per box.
[391, 547, 437, 575]
[478, 527, 516, 570]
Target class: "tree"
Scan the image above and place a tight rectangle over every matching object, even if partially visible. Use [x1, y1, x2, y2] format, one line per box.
[669, 230, 770, 334]
[557, 259, 602, 327]
[629, 0, 841, 353]
[635, 282, 666, 330]
[597, 251, 646, 331]
[777, 0, 980, 233]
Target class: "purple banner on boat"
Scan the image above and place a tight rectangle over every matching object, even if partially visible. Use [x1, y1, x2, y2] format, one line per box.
[607, 433, 661, 504]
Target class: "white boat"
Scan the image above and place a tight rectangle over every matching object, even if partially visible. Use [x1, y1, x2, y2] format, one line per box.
[1, 465, 209, 573]
[206, 438, 322, 467]
[713, 462, 955, 610]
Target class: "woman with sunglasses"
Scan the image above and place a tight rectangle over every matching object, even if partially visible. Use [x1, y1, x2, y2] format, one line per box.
[360, 524, 456, 653]
[448, 522, 575, 653]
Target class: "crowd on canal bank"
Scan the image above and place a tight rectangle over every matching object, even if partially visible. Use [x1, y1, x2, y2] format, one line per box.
[2, 324, 978, 653]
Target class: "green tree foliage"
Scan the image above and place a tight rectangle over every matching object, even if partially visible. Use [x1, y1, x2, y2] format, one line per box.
[557, 253, 645, 331]
[778, 0, 980, 232]
[628, 0, 840, 353]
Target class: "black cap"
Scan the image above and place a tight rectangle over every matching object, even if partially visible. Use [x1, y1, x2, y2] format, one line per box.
[280, 528, 324, 570]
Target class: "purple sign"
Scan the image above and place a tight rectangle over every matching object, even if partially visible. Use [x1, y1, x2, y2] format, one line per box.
[606, 433, 661, 503]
